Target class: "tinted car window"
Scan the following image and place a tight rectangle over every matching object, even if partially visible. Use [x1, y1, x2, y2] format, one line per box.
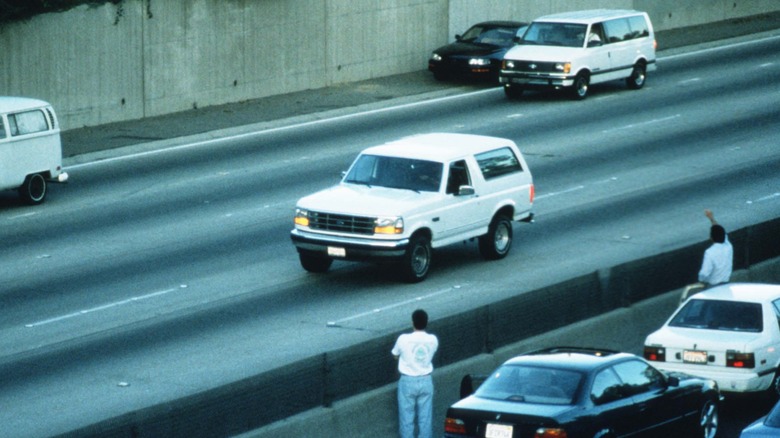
[345, 155, 442, 192]
[591, 367, 623, 404]
[475, 147, 523, 180]
[475, 364, 581, 405]
[670, 299, 763, 332]
[603, 18, 632, 43]
[612, 360, 664, 396]
[627, 15, 650, 38]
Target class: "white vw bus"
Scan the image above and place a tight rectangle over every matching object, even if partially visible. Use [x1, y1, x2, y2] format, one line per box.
[0, 97, 68, 204]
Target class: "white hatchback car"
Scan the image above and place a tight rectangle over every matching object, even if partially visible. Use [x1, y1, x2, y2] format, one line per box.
[644, 283, 780, 394]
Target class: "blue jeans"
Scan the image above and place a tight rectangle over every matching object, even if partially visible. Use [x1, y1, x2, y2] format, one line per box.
[397, 374, 433, 438]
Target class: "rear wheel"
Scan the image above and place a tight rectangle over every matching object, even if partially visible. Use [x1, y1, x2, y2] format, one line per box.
[693, 400, 719, 438]
[479, 215, 513, 260]
[19, 173, 47, 205]
[401, 234, 431, 283]
[626, 62, 647, 90]
[299, 252, 333, 273]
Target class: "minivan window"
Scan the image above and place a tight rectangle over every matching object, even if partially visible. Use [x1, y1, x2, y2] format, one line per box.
[475, 147, 523, 180]
[8, 110, 49, 137]
[627, 15, 650, 38]
[603, 18, 632, 43]
[522, 22, 587, 48]
[0, 116, 6, 139]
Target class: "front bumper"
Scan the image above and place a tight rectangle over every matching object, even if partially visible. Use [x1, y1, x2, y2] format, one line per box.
[499, 72, 574, 89]
[290, 229, 409, 261]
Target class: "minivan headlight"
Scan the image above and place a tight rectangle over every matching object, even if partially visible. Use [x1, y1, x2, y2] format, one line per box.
[555, 62, 571, 74]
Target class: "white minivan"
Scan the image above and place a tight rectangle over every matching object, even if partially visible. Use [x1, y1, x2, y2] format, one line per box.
[499, 9, 656, 100]
[0, 97, 68, 204]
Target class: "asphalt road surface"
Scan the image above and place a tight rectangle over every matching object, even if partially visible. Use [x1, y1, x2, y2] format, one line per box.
[1, 34, 779, 437]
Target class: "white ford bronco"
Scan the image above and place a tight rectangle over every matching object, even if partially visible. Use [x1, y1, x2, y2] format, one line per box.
[290, 133, 534, 282]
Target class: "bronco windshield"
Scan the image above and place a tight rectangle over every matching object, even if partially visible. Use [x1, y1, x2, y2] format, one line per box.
[344, 154, 443, 193]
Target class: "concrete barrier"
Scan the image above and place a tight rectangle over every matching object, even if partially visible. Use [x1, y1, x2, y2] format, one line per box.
[57, 218, 780, 437]
[2, 1, 779, 130]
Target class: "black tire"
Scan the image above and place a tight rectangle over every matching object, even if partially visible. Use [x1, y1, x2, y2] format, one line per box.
[571, 72, 589, 100]
[401, 234, 431, 283]
[479, 215, 513, 260]
[692, 399, 719, 438]
[19, 173, 47, 205]
[504, 84, 524, 99]
[299, 252, 333, 273]
[626, 62, 647, 90]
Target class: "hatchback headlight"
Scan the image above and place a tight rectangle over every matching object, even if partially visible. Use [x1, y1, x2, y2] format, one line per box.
[375, 216, 404, 234]
[469, 58, 490, 66]
[430, 53, 442, 62]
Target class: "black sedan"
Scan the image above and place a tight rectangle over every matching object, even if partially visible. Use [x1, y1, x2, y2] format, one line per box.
[428, 21, 527, 82]
[444, 347, 721, 438]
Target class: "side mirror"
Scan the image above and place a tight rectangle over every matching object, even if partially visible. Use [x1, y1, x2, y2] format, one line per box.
[666, 375, 680, 387]
[455, 34, 463, 41]
[457, 185, 475, 196]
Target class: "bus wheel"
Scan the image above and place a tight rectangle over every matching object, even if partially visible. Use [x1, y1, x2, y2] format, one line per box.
[20, 173, 47, 205]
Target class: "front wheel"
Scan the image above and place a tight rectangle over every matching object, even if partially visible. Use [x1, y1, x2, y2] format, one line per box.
[400, 234, 431, 283]
[479, 215, 513, 260]
[299, 252, 333, 273]
[570, 72, 590, 100]
[19, 173, 47, 205]
[626, 63, 647, 90]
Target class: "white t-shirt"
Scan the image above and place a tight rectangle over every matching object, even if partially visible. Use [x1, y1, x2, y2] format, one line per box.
[698, 237, 733, 285]
[392, 330, 438, 377]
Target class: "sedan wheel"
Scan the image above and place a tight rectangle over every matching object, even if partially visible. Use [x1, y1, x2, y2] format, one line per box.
[697, 400, 719, 438]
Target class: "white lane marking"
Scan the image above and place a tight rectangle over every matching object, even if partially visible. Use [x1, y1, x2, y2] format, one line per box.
[535, 185, 585, 200]
[760, 62, 774, 68]
[25, 285, 185, 328]
[326, 286, 458, 327]
[602, 114, 681, 134]
[747, 192, 780, 204]
[8, 212, 37, 220]
[506, 113, 524, 118]
[65, 88, 500, 170]
[678, 78, 701, 85]
[662, 34, 780, 61]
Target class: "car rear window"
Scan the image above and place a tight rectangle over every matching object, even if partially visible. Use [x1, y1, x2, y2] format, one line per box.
[475, 147, 523, 180]
[474, 364, 581, 405]
[669, 299, 763, 332]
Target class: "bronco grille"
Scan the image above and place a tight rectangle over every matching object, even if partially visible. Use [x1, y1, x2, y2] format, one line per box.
[308, 211, 376, 235]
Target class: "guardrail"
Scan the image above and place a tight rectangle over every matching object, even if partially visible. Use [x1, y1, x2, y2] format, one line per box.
[61, 217, 780, 437]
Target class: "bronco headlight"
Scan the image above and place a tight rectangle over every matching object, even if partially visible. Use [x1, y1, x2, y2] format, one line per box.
[374, 216, 404, 234]
[294, 208, 309, 227]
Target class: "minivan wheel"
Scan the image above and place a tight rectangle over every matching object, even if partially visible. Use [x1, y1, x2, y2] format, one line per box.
[626, 63, 647, 89]
[401, 234, 431, 283]
[299, 252, 333, 273]
[504, 84, 524, 99]
[479, 215, 513, 260]
[19, 173, 47, 205]
[571, 73, 589, 100]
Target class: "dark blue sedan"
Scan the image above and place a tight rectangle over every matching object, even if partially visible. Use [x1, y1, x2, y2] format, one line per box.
[444, 347, 721, 438]
[741, 399, 780, 437]
[428, 21, 527, 82]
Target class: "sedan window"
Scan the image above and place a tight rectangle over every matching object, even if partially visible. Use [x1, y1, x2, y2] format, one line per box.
[670, 299, 763, 332]
[612, 360, 665, 396]
[475, 365, 581, 405]
[591, 368, 623, 404]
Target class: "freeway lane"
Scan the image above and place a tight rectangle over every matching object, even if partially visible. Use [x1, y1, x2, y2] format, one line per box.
[1, 35, 779, 437]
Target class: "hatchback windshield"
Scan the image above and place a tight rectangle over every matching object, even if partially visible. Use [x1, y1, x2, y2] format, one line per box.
[344, 154, 443, 193]
[521, 22, 587, 47]
[461, 25, 520, 47]
[670, 299, 763, 332]
[475, 364, 581, 405]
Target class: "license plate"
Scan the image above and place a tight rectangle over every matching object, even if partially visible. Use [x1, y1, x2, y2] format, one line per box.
[683, 350, 708, 364]
[327, 246, 346, 257]
[485, 423, 513, 438]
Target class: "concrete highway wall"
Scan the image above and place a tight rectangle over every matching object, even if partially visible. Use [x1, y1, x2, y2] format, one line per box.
[59, 218, 780, 438]
[1, 0, 779, 131]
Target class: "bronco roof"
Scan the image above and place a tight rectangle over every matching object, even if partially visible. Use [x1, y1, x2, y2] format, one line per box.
[360, 133, 518, 162]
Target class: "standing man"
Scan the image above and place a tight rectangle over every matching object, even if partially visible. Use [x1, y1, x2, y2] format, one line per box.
[392, 309, 438, 438]
[698, 209, 733, 287]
